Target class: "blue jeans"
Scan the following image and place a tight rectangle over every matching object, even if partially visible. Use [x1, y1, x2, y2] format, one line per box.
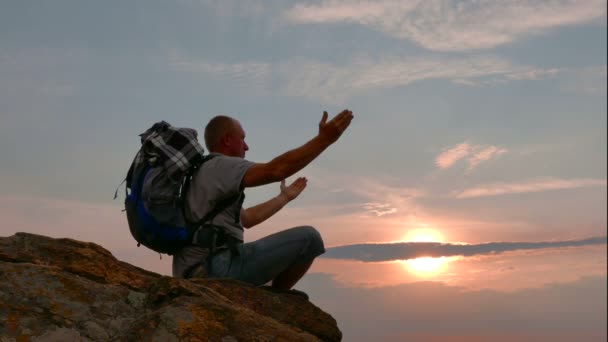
[208, 226, 325, 286]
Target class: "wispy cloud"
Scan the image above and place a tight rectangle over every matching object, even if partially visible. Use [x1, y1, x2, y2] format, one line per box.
[279, 56, 543, 102]
[435, 142, 472, 169]
[467, 146, 508, 170]
[506, 68, 561, 81]
[361, 202, 398, 217]
[284, 0, 607, 51]
[338, 174, 426, 219]
[454, 178, 607, 198]
[169, 51, 271, 91]
[323, 236, 607, 262]
[170, 52, 557, 102]
[280, 169, 434, 237]
[454, 68, 562, 87]
[436, 141, 507, 170]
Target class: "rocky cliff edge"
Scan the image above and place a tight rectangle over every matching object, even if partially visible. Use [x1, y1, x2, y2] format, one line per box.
[0, 232, 341, 341]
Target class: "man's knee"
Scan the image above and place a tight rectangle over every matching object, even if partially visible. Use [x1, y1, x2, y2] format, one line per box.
[295, 225, 325, 258]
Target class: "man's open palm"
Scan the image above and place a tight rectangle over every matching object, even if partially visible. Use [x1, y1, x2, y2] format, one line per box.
[280, 177, 308, 201]
[318, 109, 353, 144]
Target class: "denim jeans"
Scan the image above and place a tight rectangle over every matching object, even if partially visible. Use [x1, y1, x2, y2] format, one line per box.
[208, 226, 325, 286]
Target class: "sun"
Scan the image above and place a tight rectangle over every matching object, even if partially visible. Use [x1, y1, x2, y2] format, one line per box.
[401, 228, 449, 276]
[404, 257, 449, 276]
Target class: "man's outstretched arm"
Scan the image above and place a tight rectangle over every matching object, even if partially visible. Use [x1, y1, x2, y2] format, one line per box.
[241, 109, 353, 189]
[240, 177, 307, 229]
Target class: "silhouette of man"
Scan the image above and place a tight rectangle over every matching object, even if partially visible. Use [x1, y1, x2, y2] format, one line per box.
[172, 110, 353, 297]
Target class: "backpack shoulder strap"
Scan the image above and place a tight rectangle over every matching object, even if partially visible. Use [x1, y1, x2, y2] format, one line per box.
[181, 154, 241, 228]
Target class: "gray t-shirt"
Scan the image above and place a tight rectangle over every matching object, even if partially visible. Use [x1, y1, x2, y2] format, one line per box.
[173, 153, 253, 278]
[185, 153, 254, 241]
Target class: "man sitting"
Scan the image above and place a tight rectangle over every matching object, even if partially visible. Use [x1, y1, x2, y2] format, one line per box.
[172, 110, 353, 297]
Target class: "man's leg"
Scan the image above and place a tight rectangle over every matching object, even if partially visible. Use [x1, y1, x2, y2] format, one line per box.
[222, 226, 325, 288]
[271, 259, 314, 290]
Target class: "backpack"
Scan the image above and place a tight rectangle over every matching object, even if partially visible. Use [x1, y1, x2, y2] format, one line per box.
[122, 121, 211, 255]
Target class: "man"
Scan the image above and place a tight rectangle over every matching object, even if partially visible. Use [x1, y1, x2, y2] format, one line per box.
[172, 109, 353, 296]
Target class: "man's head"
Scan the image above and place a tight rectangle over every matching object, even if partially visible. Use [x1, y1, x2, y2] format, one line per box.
[204, 115, 249, 158]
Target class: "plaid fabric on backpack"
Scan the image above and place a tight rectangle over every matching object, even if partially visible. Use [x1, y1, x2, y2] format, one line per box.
[123, 121, 206, 255]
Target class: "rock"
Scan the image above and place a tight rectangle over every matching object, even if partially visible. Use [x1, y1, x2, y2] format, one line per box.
[0, 233, 342, 341]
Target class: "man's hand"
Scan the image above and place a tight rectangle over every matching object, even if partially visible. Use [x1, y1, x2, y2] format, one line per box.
[241, 177, 308, 229]
[241, 109, 354, 189]
[318, 109, 354, 144]
[279, 177, 308, 202]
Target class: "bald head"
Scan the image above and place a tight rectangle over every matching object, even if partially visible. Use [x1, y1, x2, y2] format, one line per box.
[204, 115, 237, 152]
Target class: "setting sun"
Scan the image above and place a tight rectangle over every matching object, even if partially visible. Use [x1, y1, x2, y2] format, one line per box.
[403, 257, 450, 276]
[401, 228, 449, 276]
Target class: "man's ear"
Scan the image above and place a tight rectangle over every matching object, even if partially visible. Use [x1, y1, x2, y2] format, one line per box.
[220, 133, 232, 148]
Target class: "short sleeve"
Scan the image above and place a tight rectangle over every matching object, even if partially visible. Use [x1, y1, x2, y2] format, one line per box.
[185, 154, 254, 224]
[208, 155, 254, 198]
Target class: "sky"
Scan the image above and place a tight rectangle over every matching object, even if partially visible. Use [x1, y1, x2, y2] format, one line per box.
[1, 1, 606, 341]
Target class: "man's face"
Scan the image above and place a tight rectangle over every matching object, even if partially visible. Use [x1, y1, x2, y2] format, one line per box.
[226, 120, 249, 158]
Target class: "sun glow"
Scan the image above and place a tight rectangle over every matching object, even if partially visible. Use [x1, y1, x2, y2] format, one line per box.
[401, 228, 450, 276]
[403, 257, 450, 276]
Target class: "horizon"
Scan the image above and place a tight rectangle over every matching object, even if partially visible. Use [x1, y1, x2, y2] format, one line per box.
[1, 1, 606, 341]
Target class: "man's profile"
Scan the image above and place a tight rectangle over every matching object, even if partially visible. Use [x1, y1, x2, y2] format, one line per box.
[172, 110, 354, 298]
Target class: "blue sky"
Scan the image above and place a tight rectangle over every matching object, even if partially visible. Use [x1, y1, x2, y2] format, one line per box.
[1, 1, 606, 341]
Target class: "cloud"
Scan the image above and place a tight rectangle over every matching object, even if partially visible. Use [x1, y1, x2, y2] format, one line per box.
[454, 178, 607, 198]
[169, 51, 271, 91]
[435, 142, 472, 169]
[314, 244, 607, 290]
[436, 141, 507, 170]
[505, 68, 561, 81]
[284, 0, 607, 51]
[455, 65, 608, 92]
[467, 146, 508, 170]
[322, 236, 607, 262]
[330, 173, 425, 219]
[279, 55, 540, 102]
[170, 52, 556, 102]
[454, 67, 562, 87]
[361, 202, 398, 217]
